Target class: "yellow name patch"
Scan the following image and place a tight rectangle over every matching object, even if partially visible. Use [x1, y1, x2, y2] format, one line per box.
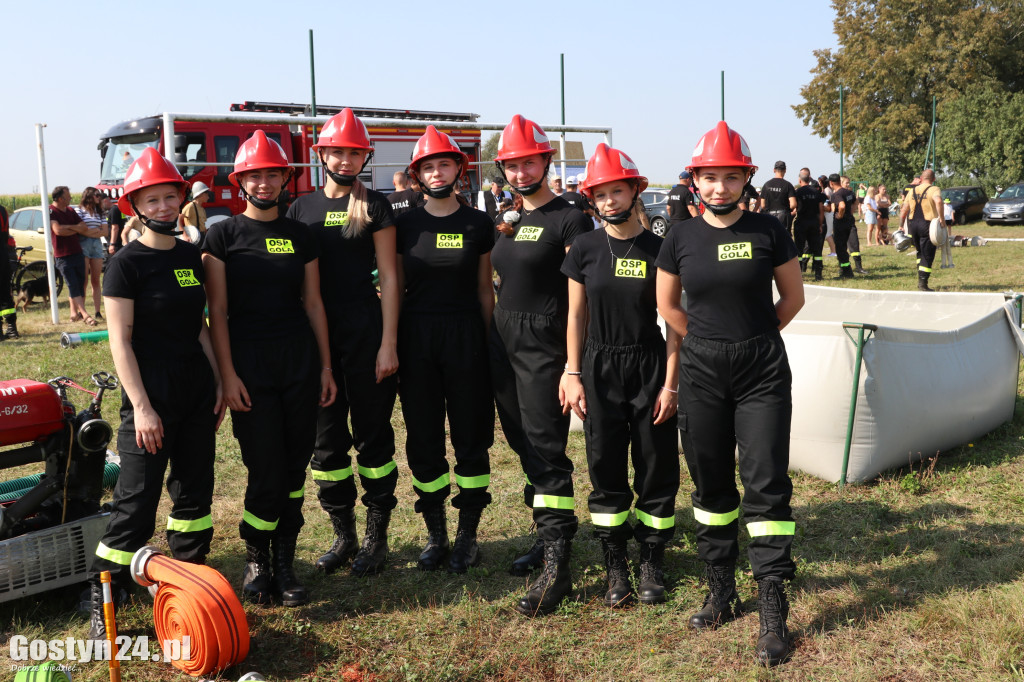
[436, 233, 463, 249]
[174, 269, 200, 287]
[324, 211, 349, 227]
[615, 258, 647, 278]
[515, 226, 544, 242]
[266, 238, 295, 254]
[718, 242, 752, 260]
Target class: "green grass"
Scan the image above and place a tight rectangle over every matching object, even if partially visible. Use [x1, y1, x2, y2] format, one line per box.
[2, 226, 1024, 681]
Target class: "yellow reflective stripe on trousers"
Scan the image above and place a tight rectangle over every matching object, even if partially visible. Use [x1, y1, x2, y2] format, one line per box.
[747, 520, 795, 537]
[358, 460, 397, 479]
[95, 542, 134, 566]
[591, 510, 629, 527]
[693, 506, 739, 526]
[532, 494, 574, 510]
[311, 466, 353, 481]
[918, 265, 933, 273]
[455, 473, 490, 489]
[166, 514, 213, 533]
[635, 509, 675, 529]
[0, 308, 15, 317]
[242, 510, 279, 531]
[288, 486, 305, 499]
[412, 472, 450, 493]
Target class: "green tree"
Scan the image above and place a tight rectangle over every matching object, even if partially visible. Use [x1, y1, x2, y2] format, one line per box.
[480, 133, 500, 181]
[936, 88, 1024, 192]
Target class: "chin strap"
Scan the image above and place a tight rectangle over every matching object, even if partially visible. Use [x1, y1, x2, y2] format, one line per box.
[594, 189, 640, 226]
[495, 157, 553, 197]
[320, 151, 373, 187]
[129, 197, 181, 235]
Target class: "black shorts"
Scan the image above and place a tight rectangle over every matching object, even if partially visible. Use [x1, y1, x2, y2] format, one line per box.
[56, 253, 86, 298]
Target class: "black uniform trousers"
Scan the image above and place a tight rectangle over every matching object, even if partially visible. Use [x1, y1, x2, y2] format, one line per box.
[490, 306, 578, 541]
[677, 331, 796, 581]
[768, 210, 792, 237]
[232, 329, 320, 544]
[793, 219, 823, 268]
[398, 311, 493, 512]
[0, 245, 14, 315]
[582, 339, 679, 545]
[312, 297, 398, 515]
[92, 355, 217, 579]
[908, 213, 936, 272]
[833, 220, 853, 271]
[847, 221, 862, 259]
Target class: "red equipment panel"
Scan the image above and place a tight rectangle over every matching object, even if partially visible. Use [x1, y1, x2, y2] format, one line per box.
[0, 380, 65, 446]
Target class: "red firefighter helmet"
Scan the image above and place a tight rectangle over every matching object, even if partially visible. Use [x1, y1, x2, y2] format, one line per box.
[494, 115, 556, 161]
[228, 130, 292, 187]
[117, 147, 187, 217]
[312, 108, 374, 151]
[410, 126, 468, 175]
[580, 143, 648, 197]
[686, 121, 756, 173]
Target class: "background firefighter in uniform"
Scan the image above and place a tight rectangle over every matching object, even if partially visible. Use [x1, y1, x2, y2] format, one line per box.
[793, 171, 827, 280]
[490, 115, 590, 616]
[561, 144, 681, 609]
[827, 174, 858, 278]
[88, 148, 225, 638]
[181, 180, 212, 241]
[287, 109, 401, 579]
[840, 175, 867, 273]
[656, 121, 804, 667]
[397, 126, 495, 574]
[898, 169, 947, 292]
[0, 204, 17, 339]
[203, 130, 337, 607]
[757, 161, 797, 236]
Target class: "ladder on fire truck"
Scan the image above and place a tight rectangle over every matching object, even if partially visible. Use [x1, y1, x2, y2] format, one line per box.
[230, 101, 480, 123]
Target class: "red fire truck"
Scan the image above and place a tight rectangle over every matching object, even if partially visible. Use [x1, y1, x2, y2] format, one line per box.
[97, 101, 483, 218]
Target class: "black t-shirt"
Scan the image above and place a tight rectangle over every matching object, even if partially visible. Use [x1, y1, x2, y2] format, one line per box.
[396, 204, 494, 316]
[561, 228, 664, 347]
[108, 205, 127, 247]
[794, 184, 826, 224]
[491, 196, 589, 317]
[655, 212, 798, 343]
[830, 187, 857, 228]
[387, 188, 424, 217]
[203, 214, 319, 341]
[760, 177, 796, 212]
[286, 189, 393, 312]
[667, 184, 695, 222]
[560, 191, 588, 212]
[102, 240, 207, 362]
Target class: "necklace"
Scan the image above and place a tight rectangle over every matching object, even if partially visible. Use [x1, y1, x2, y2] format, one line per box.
[605, 225, 641, 268]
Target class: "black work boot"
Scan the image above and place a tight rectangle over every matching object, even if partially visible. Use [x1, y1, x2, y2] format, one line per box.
[448, 507, 483, 574]
[417, 506, 449, 571]
[315, 508, 358, 574]
[241, 540, 273, 605]
[839, 264, 854, 279]
[2, 314, 18, 340]
[87, 578, 107, 640]
[601, 538, 634, 608]
[352, 507, 391, 577]
[918, 272, 933, 292]
[516, 537, 572, 617]
[755, 577, 791, 667]
[271, 536, 308, 607]
[812, 262, 823, 281]
[511, 536, 545, 576]
[799, 258, 808, 273]
[853, 256, 867, 274]
[690, 562, 742, 629]
[638, 542, 668, 605]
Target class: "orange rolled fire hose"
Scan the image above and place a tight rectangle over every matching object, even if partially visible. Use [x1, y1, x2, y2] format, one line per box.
[130, 546, 250, 677]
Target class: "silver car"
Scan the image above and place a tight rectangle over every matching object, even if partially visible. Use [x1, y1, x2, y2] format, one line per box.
[982, 183, 1024, 225]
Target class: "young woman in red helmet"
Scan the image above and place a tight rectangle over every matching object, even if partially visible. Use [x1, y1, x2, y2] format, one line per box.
[88, 147, 224, 638]
[490, 114, 591, 616]
[396, 126, 495, 574]
[286, 109, 400, 579]
[561, 144, 681, 609]
[203, 130, 337, 607]
[655, 122, 804, 666]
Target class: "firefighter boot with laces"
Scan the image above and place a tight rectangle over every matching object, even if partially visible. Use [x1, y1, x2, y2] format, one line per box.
[271, 536, 308, 607]
[315, 507, 358, 574]
[448, 507, 483, 574]
[417, 505, 449, 571]
[510, 535, 544, 576]
[690, 562, 742, 629]
[241, 540, 273, 605]
[2, 313, 19, 339]
[516, 537, 572, 617]
[352, 507, 391, 577]
[638, 541, 668, 604]
[601, 538, 634, 608]
[755, 577, 791, 666]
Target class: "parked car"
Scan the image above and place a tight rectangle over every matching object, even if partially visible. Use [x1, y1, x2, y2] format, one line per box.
[982, 183, 1024, 225]
[8, 207, 48, 258]
[640, 189, 670, 236]
[940, 186, 987, 224]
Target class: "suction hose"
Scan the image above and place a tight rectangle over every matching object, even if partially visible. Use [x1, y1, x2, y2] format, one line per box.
[130, 546, 250, 677]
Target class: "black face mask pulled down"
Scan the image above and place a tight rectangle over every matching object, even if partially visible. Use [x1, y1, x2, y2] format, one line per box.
[240, 186, 284, 211]
[495, 158, 552, 197]
[595, 190, 639, 226]
[129, 198, 181, 236]
[703, 200, 741, 216]
[411, 162, 463, 199]
[321, 151, 373, 187]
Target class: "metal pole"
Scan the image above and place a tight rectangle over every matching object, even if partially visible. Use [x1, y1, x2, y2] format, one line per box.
[559, 53, 566, 185]
[839, 86, 844, 175]
[162, 112, 176, 167]
[35, 124, 59, 324]
[720, 71, 725, 120]
[310, 29, 320, 190]
[931, 95, 936, 170]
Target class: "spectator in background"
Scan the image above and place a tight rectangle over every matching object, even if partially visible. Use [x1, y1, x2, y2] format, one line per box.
[863, 186, 880, 246]
[480, 177, 512, 220]
[181, 181, 212, 242]
[0, 203, 17, 339]
[50, 186, 102, 325]
[819, 175, 837, 256]
[387, 170, 423, 218]
[550, 176, 564, 195]
[108, 196, 127, 256]
[560, 175, 588, 212]
[75, 187, 108, 321]
[740, 182, 759, 212]
[876, 185, 892, 244]
[666, 171, 698, 235]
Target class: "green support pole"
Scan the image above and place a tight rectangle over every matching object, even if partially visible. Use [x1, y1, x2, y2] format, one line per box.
[839, 86, 844, 175]
[309, 29, 320, 190]
[560, 54, 565, 127]
[931, 95, 937, 170]
[720, 71, 725, 120]
[840, 323, 877, 487]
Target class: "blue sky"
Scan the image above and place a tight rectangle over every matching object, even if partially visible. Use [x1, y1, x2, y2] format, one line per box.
[3, 0, 841, 194]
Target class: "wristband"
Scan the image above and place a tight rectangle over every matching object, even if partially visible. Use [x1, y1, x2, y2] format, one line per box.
[322, 367, 333, 372]
[565, 371, 582, 377]
[660, 386, 678, 394]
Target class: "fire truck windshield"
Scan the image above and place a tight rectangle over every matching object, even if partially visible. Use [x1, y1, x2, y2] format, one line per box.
[100, 134, 159, 185]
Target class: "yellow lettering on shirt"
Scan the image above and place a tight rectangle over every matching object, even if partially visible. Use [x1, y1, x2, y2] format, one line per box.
[324, 211, 349, 227]
[266, 238, 295, 254]
[436, 233, 463, 248]
[515, 226, 544, 242]
[615, 258, 647, 279]
[718, 242, 752, 261]
[174, 269, 200, 287]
